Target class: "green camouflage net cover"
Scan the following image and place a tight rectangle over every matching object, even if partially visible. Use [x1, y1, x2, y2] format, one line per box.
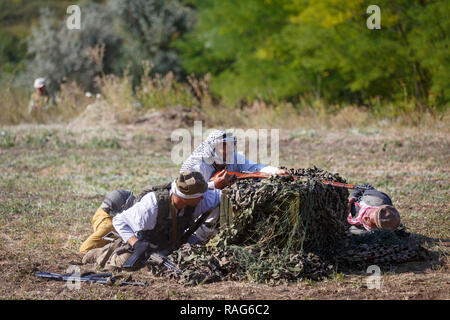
[335, 228, 432, 269]
[163, 243, 334, 286]
[148, 167, 430, 286]
[214, 167, 350, 255]
[155, 167, 347, 285]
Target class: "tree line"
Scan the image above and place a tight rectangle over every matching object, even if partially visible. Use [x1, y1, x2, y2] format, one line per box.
[1, 0, 448, 110]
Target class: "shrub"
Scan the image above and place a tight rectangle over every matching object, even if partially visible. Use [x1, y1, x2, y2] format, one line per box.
[108, 0, 196, 80]
[26, 5, 121, 91]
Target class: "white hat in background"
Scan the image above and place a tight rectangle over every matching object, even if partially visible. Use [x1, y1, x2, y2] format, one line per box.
[34, 78, 47, 89]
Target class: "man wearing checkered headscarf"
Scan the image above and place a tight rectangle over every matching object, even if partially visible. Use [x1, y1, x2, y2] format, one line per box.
[181, 129, 285, 189]
[181, 129, 287, 241]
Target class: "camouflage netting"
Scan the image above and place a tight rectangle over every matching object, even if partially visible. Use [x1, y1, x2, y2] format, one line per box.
[335, 229, 432, 269]
[148, 167, 431, 286]
[215, 167, 350, 256]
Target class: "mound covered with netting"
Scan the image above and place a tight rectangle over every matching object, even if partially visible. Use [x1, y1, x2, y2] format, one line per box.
[217, 167, 349, 254]
[152, 167, 431, 286]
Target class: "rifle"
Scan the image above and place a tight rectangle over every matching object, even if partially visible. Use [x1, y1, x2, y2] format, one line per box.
[146, 252, 181, 273]
[123, 208, 214, 272]
[212, 170, 371, 190]
[34, 271, 148, 287]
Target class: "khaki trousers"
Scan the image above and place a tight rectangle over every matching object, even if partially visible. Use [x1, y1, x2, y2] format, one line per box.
[82, 238, 132, 271]
[79, 206, 117, 253]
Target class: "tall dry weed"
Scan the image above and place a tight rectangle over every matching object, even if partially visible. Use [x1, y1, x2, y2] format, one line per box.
[0, 84, 30, 125]
[96, 73, 137, 124]
[136, 62, 198, 110]
[55, 81, 92, 122]
[1, 66, 447, 130]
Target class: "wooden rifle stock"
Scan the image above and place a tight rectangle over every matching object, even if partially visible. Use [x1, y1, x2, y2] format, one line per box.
[211, 170, 357, 189]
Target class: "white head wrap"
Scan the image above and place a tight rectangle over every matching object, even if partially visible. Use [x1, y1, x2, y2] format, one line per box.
[181, 130, 236, 170]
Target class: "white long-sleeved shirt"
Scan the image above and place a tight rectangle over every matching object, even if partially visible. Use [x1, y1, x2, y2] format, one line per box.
[112, 188, 221, 243]
[182, 152, 279, 189]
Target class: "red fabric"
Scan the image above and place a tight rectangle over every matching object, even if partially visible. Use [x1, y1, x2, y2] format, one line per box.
[347, 202, 378, 231]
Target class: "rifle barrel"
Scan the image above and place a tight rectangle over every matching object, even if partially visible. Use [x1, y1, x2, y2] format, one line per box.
[34, 271, 147, 287]
[212, 171, 357, 189]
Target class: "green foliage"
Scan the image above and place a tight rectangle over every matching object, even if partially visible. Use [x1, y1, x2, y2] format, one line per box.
[26, 4, 121, 91]
[108, 0, 196, 80]
[0, 0, 103, 75]
[1, 0, 448, 118]
[178, 0, 449, 108]
[11, 0, 195, 91]
[0, 31, 27, 74]
[0, 0, 74, 31]
[82, 136, 121, 149]
[407, 0, 450, 109]
[0, 130, 17, 148]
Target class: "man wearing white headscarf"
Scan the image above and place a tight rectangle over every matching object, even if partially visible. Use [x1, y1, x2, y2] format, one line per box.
[181, 130, 288, 241]
[181, 129, 287, 189]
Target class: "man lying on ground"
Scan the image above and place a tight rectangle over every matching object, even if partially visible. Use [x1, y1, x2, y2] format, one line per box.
[347, 184, 401, 235]
[81, 171, 220, 271]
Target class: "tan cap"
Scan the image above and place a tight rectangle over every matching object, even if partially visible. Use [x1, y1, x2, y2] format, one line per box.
[374, 205, 401, 229]
[173, 171, 207, 199]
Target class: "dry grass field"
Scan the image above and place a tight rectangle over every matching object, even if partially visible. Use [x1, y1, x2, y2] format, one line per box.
[0, 118, 448, 300]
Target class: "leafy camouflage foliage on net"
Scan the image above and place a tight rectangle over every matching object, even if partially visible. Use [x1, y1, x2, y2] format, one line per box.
[158, 167, 346, 285]
[149, 167, 431, 285]
[216, 166, 349, 255]
[161, 243, 333, 286]
[335, 229, 432, 269]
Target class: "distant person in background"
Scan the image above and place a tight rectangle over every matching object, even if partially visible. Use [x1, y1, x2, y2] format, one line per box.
[347, 184, 401, 235]
[28, 77, 56, 116]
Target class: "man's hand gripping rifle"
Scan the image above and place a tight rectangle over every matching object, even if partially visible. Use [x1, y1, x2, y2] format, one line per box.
[122, 208, 213, 272]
